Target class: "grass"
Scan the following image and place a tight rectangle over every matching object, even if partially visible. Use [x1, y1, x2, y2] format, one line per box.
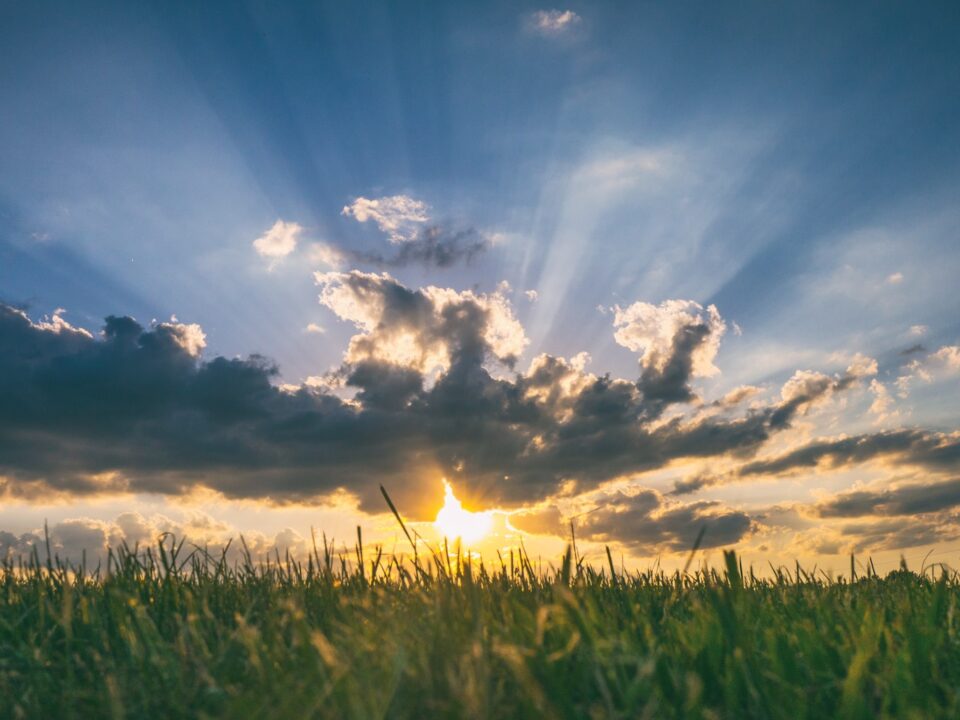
[1, 521, 959, 719]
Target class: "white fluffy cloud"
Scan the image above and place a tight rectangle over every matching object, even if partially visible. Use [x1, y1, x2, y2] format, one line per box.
[612, 299, 726, 377]
[156, 320, 206, 357]
[342, 195, 430, 243]
[253, 220, 303, 264]
[316, 270, 527, 373]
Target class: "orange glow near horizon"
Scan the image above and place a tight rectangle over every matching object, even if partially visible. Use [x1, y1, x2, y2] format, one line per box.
[433, 480, 493, 545]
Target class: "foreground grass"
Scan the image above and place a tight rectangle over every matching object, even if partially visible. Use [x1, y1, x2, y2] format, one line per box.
[1, 534, 959, 719]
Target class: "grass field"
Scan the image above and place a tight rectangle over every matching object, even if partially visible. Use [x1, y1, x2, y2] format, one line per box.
[2, 525, 959, 720]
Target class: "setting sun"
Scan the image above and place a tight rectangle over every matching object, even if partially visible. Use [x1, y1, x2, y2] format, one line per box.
[433, 480, 493, 545]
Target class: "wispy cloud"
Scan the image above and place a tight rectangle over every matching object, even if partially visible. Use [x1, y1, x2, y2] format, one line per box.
[527, 9, 582, 36]
[895, 344, 960, 397]
[306, 242, 347, 269]
[344, 226, 491, 269]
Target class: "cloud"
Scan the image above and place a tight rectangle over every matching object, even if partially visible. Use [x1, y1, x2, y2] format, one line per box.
[815, 477, 960, 518]
[767, 356, 875, 430]
[343, 226, 491, 269]
[29, 307, 93, 339]
[613, 300, 726, 378]
[838, 518, 959, 553]
[736, 430, 960, 478]
[336, 196, 492, 268]
[306, 242, 347, 269]
[0, 511, 307, 565]
[669, 474, 714, 496]
[316, 270, 527, 373]
[791, 516, 959, 555]
[845, 353, 879, 378]
[868, 379, 898, 423]
[527, 10, 582, 36]
[886, 272, 904, 284]
[894, 344, 960, 397]
[304, 323, 325, 334]
[509, 505, 566, 536]
[253, 220, 303, 265]
[759, 499, 960, 555]
[930, 345, 960, 371]
[900, 343, 926, 356]
[524, 290, 539, 302]
[669, 423, 960, 497]
[157, 319, 206, 357]
[0, 286, 938, 533]
[510, 489, 754, 552]
[576, 490, 753, 552]
[342, 195, 430, 243]
[612, 300, 726, 416]
[717, 385, 762, 408]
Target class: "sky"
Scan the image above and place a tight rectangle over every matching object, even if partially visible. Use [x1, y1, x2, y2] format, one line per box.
[1, 1, 959, 573]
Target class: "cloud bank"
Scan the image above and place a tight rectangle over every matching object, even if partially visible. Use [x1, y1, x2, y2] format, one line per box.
[2, 276, 958, 555]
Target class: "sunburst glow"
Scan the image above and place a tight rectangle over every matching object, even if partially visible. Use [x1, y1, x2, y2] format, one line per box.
[433, 480, 493, 545]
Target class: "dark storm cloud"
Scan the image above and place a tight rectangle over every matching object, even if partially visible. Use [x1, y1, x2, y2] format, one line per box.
[576, 491, 753, 552]
[0, 276, 886, 520]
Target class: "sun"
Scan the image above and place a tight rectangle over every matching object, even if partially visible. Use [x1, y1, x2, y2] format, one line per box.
[434, 480, 493, 545]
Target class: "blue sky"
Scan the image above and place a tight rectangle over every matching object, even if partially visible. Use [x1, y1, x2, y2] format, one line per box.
[1, 2, 959, 568]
